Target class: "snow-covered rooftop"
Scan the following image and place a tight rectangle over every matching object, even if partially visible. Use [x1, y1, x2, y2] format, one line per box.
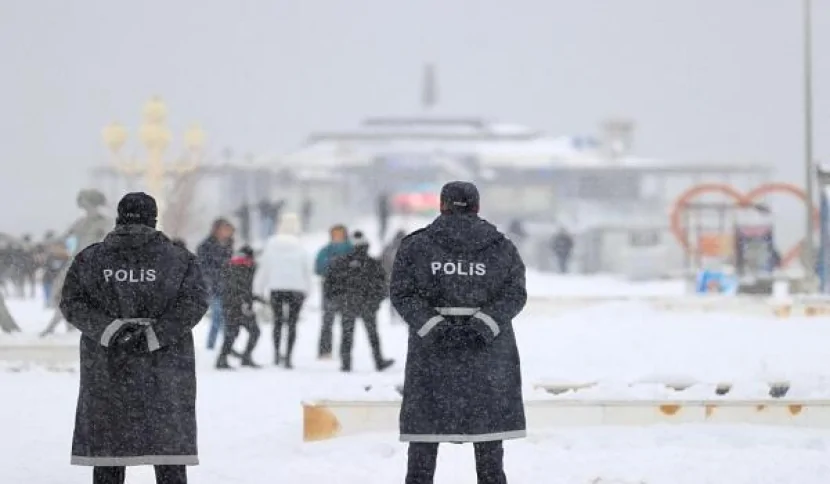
[265, 115, 602, 169]
[257, 115, 769, 174]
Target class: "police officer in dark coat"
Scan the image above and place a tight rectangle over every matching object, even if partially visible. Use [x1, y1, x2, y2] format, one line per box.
[390, 181, 527, 484]
[216, 245, 262, 370]
[324, 231, 395, 372]
[59, 192, 209, 484]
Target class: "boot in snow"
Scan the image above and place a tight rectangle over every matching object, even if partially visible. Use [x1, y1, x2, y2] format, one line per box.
[216, 356, 234, 370]
[376, 359, 395, 372]
[240, 355, 261, 368]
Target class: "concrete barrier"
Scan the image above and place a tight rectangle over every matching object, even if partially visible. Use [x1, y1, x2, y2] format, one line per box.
[0, 344, 78, 366]
[533, 381, 793, 397]
[524, 294, 830, 318]
[302, 398, 830, 442]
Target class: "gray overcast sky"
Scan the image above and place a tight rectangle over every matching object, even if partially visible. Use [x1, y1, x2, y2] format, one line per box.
[1, 0, 828, 235]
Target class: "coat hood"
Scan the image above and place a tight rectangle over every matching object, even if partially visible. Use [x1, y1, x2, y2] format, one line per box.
[425, 214, 504, 254]
[277, 212, 301, 236]
[102, 224, 167, 250]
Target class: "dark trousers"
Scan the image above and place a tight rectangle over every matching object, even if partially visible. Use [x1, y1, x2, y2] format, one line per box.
[318, 285, 338, 356]
[93, 465, 187, 484]
[340, 309, 384, 370]
[406, 441, 506, 484]
[270, 290, 305, 363]
[219, 316, 260, 360]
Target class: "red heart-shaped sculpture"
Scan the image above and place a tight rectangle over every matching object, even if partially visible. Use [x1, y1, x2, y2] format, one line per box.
[670, 183, 818, 268]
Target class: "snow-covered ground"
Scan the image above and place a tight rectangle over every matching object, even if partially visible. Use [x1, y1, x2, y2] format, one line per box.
[2, 272, 830, 483]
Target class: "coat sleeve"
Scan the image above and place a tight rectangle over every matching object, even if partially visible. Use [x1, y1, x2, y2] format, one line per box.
[389, 239, 445, 342]
[59, 251, 121, 346]
[314, 247, 328, 276]
[470, 240, 527, 344]
[145, 256, 209, 352]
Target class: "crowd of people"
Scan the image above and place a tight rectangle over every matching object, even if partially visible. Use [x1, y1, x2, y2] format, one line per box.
[0, 197, 407, 369]
[0, 233, 71, 305]
[196, 212, 403, 372]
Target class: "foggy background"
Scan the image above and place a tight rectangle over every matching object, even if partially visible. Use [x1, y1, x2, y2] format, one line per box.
[0, 0, 828, 235]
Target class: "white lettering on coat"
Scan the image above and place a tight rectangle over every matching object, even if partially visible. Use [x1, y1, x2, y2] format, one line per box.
[103, 268, 157, 282]
[430, 262, 486, 276]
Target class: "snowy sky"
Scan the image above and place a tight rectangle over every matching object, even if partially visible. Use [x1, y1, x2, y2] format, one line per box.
[0, 0, 828, 235]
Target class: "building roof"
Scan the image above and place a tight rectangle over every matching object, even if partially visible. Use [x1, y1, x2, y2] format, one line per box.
[265, 115, 604, 170]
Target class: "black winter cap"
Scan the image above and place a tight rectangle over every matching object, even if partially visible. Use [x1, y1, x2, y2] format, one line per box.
[353, 230, 369, 247]
[116, 192, 158, 228]
[440, 181, 480, 214]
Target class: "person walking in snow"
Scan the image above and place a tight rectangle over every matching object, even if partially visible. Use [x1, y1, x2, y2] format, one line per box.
[42, 239, 70, 308]
[314, 224, 353, 359]
[60, 192, 208, 484]
[551, 228, 574, 274]
[196, 218, 234, 350]
[377, 192, 391, 242]
[254, 213, 311, 368]
[391, 181, 527, 484]
[324, 231, 395, 373]
[216, 245, 262, 370]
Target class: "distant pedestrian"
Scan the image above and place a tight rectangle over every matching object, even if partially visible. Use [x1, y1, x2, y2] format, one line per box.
[314, 225, 353, 359]
[216, 245, 262, 370]
[42, 241, 69, 308]
[377, 192, 391, 241]
[551, 228, 574, 274]
[325, 231, 394, 372]
[381, 230, 407, 324]
[254, 213, 310, 368]
[197, 218, 235, 350]
[301, 198, 313, 233]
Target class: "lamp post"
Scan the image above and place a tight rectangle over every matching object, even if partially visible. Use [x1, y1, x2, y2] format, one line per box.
[102, 97, 205, 231]
[802, 0, 817, 289]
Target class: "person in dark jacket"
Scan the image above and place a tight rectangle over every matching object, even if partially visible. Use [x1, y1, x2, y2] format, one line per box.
[324, 231, 395, 372]
[42, 240, 70, 308]
[390, 181, 527, 484]
[377, 192, 391, 241]
[382, 230, 407, 324]
[59, 192, 208, 484]
[197, 218, 234, 350]
[551, 228, 574, 274]
[314, 225, 353, 359]
[216, 245, 262, 370]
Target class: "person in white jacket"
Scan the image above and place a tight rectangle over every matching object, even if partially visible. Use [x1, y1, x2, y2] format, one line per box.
[254, 212, 311, 368]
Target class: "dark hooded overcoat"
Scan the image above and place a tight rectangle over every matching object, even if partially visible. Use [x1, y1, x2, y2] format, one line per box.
[390, 214, 527, 443]
[60, 225, 208, 466]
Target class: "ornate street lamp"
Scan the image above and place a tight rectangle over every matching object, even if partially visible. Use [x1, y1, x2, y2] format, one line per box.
[102, 97, 205, 231]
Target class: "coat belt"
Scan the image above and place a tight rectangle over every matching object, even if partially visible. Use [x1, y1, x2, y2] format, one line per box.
[434, 307, 479, 316]
[416, 307, 500, 338]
